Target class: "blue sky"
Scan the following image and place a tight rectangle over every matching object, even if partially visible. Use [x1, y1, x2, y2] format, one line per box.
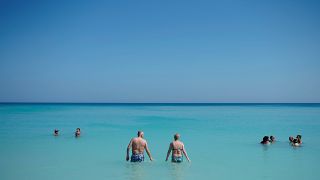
[0, 0, 320, 102]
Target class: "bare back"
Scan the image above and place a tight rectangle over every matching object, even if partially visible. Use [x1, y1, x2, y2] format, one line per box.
[131, 137, 147, 154]
[171, 141, 184, 157]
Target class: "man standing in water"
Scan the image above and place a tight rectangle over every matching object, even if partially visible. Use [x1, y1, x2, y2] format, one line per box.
[126, 131, 153, 162]
[166, 133, 191, 163]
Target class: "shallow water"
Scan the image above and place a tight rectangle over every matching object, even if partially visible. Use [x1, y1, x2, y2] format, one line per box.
[0, 103, 320, 180]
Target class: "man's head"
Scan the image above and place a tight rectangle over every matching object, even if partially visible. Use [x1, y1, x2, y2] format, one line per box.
[174, 133, 180, 141]
[263, 136, 269, 142]
[137, 131, 144, 138]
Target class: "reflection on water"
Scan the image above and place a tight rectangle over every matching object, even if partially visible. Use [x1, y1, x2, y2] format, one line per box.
[124, 161, 190, 180]
[125, 162, 146, 180]
[167, 162, 191, 180]
[261, 144, 270, 152]
[1, 104, 320, 180]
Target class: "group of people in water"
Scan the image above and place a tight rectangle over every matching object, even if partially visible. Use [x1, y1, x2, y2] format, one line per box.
[260, 135, 302, 146]
[126, 131, 191, 163]
[53, 128, 81, 137]
[53, 129, 302, 163]
[289, 135, 302, 146]
[52, 129, 190, 163]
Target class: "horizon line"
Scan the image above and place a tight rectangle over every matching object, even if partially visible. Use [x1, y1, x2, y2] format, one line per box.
[1, 102, 320, 104]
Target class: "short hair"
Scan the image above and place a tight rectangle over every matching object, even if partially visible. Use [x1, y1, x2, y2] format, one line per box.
[174, 133, 180, 140]
[296, 135, 302, 139]
[137, 131, 143, 136]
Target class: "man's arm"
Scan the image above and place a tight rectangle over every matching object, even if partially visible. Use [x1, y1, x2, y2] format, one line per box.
[182, 144, 191, 162]
[126, 139, 133, 161]
[165, 143, 173, 161]
[145, 141, 153, 161]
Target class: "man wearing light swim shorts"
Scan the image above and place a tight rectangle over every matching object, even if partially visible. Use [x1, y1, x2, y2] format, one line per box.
[166, 133, 191, 163]
[126, 131, 153, 162]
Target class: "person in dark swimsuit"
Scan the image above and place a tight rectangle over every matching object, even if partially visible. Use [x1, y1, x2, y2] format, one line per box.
[166, 133, 191, 163]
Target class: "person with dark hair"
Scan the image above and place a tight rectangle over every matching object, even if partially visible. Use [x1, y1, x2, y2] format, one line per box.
[296, 135, 302, 144]
[269, 136, 275, 143]
[126, 131, 153, 162]
[75, 128, 81, 137]
[53, 129, 59, 136]
[289, 136, 294, 143]
[260, 136, 270, 144]
[166, 133, 191, 163]
[289, 135, 302, 146]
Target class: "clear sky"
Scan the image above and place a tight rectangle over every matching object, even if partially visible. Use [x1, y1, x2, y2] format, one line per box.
[0, 0, 320, 103]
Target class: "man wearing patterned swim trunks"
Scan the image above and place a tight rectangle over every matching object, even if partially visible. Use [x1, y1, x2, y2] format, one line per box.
[126, 131, 153, 162]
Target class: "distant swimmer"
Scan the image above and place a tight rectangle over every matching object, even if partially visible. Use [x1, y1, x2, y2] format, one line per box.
[269, 136, 275, 143]
[260, 136, 270, 145]
[165, 133, 191, 163]
[289, 136, 294, 143]
[289, 135, 302, 146]
[289, 135, 302, 147]
[296, 135, 302, 144]
[75, 128, 81, 137]
[53, 129, 59, 136]
[126, 131, 153, 162]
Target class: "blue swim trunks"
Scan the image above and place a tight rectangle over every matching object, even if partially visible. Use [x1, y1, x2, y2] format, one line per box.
[172, 156, 183, 163]
[131, 153, 144, 162]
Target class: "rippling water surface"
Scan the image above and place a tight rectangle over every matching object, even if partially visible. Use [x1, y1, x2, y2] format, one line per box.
[1, 103, 320, 180]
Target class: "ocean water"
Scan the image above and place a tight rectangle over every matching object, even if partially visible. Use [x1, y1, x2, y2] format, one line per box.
[0, 103, 320, 180]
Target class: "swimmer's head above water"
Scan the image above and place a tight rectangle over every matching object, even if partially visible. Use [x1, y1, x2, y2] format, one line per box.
[75, 128, 81, 137]
[289, 136, 294, 142]
[296, 135, 302, 139]
[137, 131, 144, 138]
[174, 133, 180, 141]
[296, 135, 302, 144]
[261, 136, 270, 144]
[54, 129, 59, 136]
[270, 136, 275, 143]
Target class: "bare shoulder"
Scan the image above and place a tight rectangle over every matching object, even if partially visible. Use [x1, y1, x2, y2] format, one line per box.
[132, 137, 139, 142]
[142, 139, 147, 144]
[180, 141, 185, 146]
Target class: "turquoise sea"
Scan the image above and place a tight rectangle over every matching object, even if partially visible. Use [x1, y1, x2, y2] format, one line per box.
[0, 103, 320, 180]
